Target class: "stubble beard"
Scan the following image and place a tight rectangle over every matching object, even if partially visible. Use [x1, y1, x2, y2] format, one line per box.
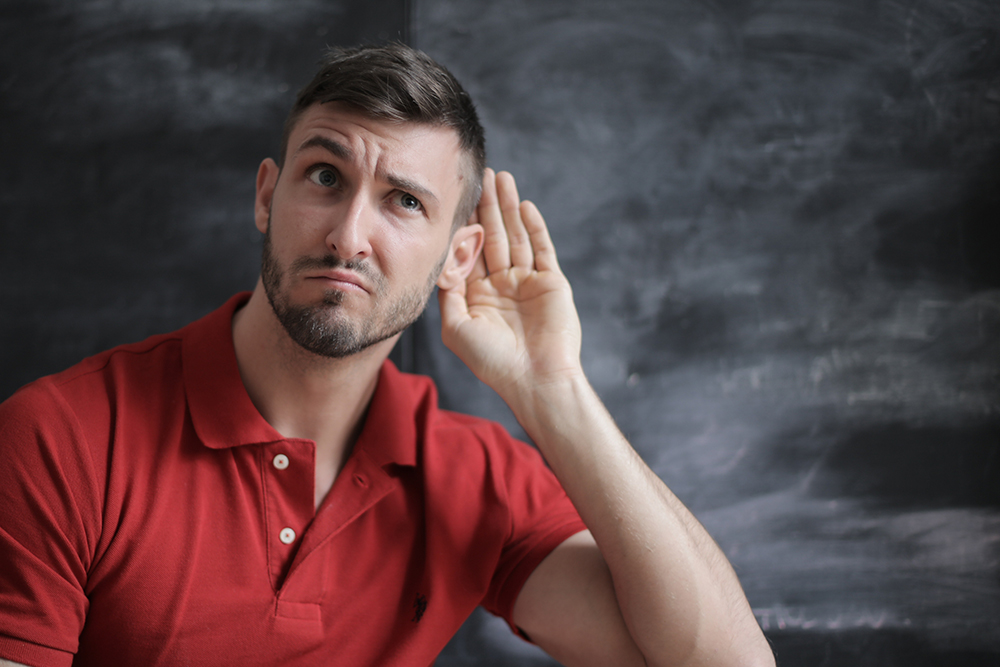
[260, 225, 446, 358]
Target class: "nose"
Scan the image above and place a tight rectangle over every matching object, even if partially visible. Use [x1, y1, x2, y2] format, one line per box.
[325, 192, 374, 261]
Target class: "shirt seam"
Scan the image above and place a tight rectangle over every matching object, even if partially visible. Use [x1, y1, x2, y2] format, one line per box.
[42, 382, 104, 579]
[47, 335, 183, 390]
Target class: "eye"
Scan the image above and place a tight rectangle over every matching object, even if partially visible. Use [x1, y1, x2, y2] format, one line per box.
[307, 166, 339, 188]
[394, 191, 422, 212]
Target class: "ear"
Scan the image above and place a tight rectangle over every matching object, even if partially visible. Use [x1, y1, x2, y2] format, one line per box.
[254, 158, 279, 234]
[436, 224, 484, 290]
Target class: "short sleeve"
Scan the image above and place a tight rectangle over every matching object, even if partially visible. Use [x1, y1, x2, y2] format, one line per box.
[478, 424, 586, 639]
[0, 381, 100, 666]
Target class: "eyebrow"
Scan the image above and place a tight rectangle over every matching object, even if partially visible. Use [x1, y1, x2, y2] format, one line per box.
[384, 173, 439, 207]
[295, 135, 353, 161]
[294, 135, 440, 207]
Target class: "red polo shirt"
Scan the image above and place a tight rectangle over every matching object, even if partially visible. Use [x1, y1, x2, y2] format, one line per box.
[0, 293, 585, 667]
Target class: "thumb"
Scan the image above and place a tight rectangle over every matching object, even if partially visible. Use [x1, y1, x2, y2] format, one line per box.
[437, 282, 470, 337]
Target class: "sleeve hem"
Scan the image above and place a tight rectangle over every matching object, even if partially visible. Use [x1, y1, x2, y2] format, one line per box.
[0, 634, 75, 667]
[485, 517, 588, 642]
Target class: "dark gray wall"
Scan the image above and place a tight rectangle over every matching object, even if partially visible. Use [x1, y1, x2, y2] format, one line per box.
[3, 1, 999, 666]
[0, 0, 407, 399]
[413, 1, 1000, 665]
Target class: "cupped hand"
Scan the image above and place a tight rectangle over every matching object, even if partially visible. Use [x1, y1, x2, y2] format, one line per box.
[438, 169, 584, 398]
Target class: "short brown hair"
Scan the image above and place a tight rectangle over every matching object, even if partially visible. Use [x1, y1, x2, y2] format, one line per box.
[280, 43, 486, 229]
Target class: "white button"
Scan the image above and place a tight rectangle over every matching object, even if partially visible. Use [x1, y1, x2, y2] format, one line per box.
[279, 527, 296, 544]
[272, 454, 289, 470]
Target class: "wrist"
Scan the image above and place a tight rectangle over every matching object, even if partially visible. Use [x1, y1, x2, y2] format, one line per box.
[502, 370, 605, 443]
[500, 363, 588, 406]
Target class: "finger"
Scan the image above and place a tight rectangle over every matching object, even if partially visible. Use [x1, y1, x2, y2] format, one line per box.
[478, 168, 511, 273]
[520, 200, 561, 273]
[438, 277, 470, 330]
[495, 171, 533, 269]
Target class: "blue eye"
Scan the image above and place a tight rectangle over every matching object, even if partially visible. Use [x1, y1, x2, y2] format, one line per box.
[397, 192, 421, 211]
[308, 167, 338, 188]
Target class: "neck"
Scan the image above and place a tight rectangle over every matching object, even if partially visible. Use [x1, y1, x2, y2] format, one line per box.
[232, 281, 398, 506]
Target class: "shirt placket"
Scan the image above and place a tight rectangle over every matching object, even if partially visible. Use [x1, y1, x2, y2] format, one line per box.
[261, 440, 316, 592]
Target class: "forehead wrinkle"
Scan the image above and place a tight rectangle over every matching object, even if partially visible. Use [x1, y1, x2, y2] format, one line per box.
[294, 135, 354, 162]
[380, 169, 439, 207]
[293, 117, 452, 211]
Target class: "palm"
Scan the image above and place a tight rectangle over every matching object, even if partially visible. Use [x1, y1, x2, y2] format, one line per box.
[439, 170, 582, 396]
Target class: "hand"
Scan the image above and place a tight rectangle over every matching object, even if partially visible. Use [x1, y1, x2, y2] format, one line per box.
[438, 169, 583, 398]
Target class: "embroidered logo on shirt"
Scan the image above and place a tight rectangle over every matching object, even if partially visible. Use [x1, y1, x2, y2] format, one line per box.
[412, 593, 428, 622]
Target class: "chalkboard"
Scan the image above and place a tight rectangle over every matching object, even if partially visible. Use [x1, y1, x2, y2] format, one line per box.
[3, 0, 999, 665]
[0, 0, 407, 400]
[412, 0, 1000, 665]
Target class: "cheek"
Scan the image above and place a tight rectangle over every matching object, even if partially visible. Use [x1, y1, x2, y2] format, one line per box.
[270, 204, 334, 253]
[377, 232, 449, 285]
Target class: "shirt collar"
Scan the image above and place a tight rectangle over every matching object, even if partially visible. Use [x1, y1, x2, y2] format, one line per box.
[181, 292, 420, 469]
[354, 359, 421, 469]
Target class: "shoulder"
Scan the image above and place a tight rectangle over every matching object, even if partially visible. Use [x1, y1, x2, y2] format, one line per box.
[365, 363, 566, 514]
[373, 361, 525, 452]
[1, 293, 247, 421]
[0, 294, 246, 433]
[393, 370, 558, 497]
[0, 330, 186, 492]
[2, 330, 183, 428]
[391, 368, 533, 457]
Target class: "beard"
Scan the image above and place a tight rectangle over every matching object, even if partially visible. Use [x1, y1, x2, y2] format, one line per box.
[260, 226, 446, 358]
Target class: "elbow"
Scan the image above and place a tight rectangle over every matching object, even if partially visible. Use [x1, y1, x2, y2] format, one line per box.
[740, 644, 776, 667]
[716, 630, 775, 667]
[718, 628, 776, 667]
[659, 616, 776, 667]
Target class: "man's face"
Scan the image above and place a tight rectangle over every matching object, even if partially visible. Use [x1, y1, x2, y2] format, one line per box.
[255, 103, 470, 358]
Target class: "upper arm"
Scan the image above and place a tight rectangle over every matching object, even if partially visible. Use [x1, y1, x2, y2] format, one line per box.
[0, 385, 94, 662]
[512, 530, 647, 667]
[0, 660, 31, 667]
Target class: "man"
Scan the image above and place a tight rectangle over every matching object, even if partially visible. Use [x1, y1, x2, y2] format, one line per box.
[0, 44, 774, 666]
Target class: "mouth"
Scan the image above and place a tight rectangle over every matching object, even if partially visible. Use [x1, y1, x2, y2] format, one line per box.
[306, 269, 371, 294]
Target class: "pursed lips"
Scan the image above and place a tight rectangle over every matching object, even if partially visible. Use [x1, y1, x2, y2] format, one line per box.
[307, 269, 371, 294]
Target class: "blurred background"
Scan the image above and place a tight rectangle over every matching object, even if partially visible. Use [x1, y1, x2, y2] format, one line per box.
[1, 1, 997, 664]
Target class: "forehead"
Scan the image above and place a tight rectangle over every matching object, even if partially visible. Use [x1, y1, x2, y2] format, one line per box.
[286, 103, 466, 190]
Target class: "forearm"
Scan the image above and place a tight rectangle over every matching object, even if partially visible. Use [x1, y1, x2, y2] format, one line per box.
[441, 168, 771, 664]
[504, 374, 772, 667]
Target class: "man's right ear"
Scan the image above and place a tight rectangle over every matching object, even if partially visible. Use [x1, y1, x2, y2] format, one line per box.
[255, 158, 279, 234]
[436, 223, 485, 291]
